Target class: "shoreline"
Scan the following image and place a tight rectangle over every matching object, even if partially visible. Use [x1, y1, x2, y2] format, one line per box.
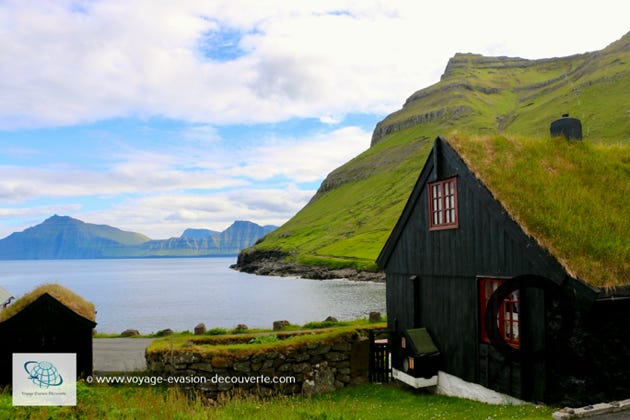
[231, 249, 385, 283]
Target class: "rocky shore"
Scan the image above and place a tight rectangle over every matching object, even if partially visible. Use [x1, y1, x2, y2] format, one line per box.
[231, 249, 385, 282]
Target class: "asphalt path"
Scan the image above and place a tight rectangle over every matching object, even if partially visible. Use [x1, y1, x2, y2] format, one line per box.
[93, 338, 154, 372]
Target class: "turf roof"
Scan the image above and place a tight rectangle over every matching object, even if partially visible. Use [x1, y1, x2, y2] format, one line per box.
[0, 283, 96, 322]
[447, 132, 629, 288]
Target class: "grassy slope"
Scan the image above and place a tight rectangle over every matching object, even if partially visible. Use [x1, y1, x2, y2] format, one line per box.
[254, 125, 437, 271]
[248, 32, 630, 280]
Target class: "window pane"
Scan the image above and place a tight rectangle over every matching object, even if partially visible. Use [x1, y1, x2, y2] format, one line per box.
[429, 178, 458, 229]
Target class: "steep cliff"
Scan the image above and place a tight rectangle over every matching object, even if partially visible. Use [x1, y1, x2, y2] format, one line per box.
[234, 31, 630, 279]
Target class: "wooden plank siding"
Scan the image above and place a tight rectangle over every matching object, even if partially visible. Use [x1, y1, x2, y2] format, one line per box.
[380, 137, 568, 400]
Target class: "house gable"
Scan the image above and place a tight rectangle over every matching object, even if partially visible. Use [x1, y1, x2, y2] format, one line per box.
[378, 136, 630, 404]
[379, 137, 573, 397]
[0, 293, 96, 331]
[0, 292, 96, 386]
[377, 136, 568, 283]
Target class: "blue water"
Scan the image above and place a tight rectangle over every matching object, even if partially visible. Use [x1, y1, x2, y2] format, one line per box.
[0, 258, 385, 334]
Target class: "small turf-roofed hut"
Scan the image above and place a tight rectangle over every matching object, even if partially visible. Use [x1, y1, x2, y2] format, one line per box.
[0, 284, 96, 385]
[377, 135, 629, 406]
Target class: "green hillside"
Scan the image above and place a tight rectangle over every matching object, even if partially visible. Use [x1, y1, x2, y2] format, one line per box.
[241, 31, 630, 275]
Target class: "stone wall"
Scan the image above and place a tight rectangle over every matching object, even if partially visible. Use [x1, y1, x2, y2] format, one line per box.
[545, 297, 630, 406]
[145, 331, 372, 398]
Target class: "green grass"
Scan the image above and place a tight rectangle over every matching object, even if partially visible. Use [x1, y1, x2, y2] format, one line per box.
[449, 133, 629, 287]
[245, 32, 630, 286]
[93, 318, 379, 339]
[254, 130, 435, 271]
[147, 322, 387, 358]
[0, 382, 555, 419]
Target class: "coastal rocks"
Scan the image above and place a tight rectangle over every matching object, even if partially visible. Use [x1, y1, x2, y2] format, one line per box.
[273, 320, 291, 331]
[194, 323, 206, 335]
[232, 249, 385, 282]
[369, 312, 382, 323]
[121, 329, 140, 337]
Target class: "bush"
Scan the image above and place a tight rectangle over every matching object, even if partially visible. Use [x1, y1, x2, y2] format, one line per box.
[248, 334, 278, 345]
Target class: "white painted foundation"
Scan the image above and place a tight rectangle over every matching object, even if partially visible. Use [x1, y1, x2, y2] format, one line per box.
[392, 368, 438, 388]
[435, 371, 526, 405]
[392, 368, 527, 405]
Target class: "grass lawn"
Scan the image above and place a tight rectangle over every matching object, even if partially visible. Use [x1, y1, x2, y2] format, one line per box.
[1, 382, 555, 419]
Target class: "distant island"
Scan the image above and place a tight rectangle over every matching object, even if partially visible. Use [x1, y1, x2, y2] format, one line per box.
[0, 215, 276, 259]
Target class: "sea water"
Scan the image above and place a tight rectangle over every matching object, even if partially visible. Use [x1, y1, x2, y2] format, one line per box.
[0, 257, 385, 334]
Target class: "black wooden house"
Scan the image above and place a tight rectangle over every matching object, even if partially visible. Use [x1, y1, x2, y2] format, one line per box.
[376, 136, 629, 405]
[0, 284, 96, 385]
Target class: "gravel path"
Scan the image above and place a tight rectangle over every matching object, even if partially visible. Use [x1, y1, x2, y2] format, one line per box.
[93, 338, 154, 372]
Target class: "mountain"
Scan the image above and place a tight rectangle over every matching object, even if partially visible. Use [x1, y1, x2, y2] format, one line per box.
[0, 216, 276, 259]
[234, 31, 630, 279]
[0, 215, 149, 259]
[130, 221, 277, 257]
[181, 228, 220, 239]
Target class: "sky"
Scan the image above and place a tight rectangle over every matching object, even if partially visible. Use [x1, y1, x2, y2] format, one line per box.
[0, 1, 627, 239]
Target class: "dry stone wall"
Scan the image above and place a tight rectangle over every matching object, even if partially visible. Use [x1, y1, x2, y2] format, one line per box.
[145, 332, 371, 398]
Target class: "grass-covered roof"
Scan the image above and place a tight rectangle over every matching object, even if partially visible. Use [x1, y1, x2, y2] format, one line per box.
[447, 133, 629, 288]
[0, 283, 96, 322]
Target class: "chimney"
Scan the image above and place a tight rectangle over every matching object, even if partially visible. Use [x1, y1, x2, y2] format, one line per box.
[550, 114, 582, 140]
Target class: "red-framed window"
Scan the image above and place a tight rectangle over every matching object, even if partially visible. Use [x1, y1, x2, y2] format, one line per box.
[479, 277, 520, 349]
[428, 177, 459, 230]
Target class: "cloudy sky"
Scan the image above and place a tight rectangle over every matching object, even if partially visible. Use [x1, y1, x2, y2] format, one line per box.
[0, 1, 627, 239]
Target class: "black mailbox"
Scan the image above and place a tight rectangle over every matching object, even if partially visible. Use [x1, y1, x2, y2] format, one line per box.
[400, 328, 440, 379]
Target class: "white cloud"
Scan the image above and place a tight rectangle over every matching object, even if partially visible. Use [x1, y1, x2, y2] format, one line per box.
[0, 0, 627, 239]
[182, 124, 222, 143]
[1, 1, 625, 129]
[0, 161, 246, 204]
[231, 126, 371, 182]
[0, 204, 82, 221]
[81, 186, 313, 239]
[0, 122, 370, 237]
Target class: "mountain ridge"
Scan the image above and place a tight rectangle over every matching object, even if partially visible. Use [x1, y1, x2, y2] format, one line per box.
[234, 30, 630, 280]
[0, 215, 276, 259]
[372, 31, 630, 146]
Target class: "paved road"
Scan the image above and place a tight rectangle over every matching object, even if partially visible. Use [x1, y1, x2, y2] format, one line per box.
[93, 338, 154, 372]
[584, 412, 630, 419]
